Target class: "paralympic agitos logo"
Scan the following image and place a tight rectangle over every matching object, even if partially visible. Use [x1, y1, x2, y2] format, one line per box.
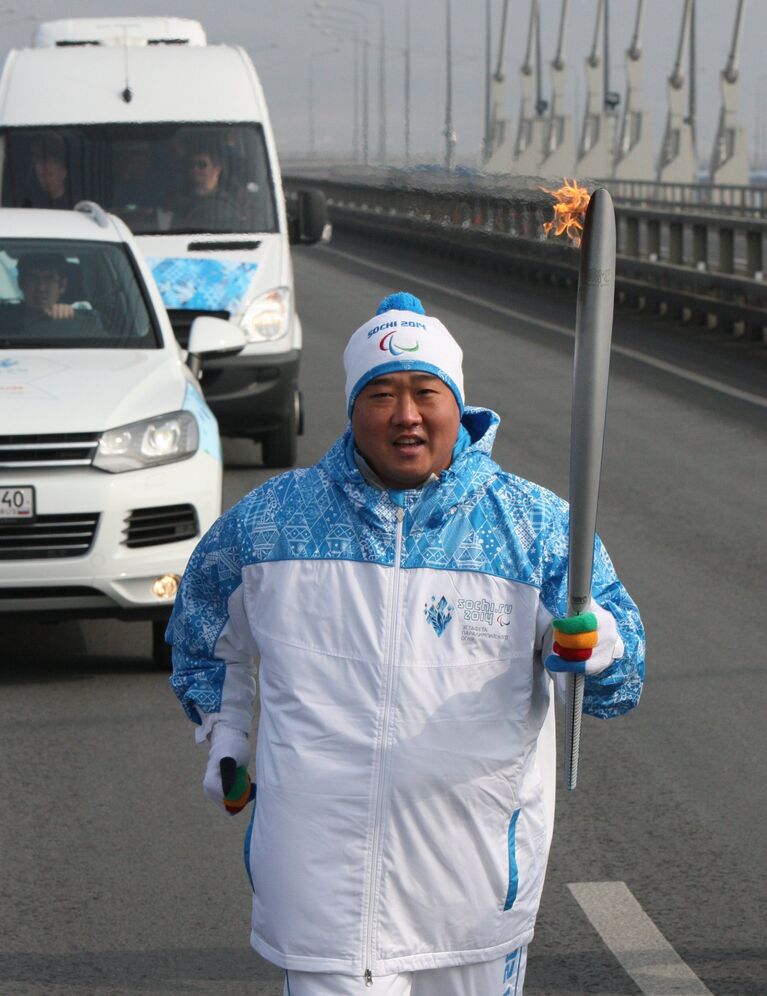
[367, 319, 424, 356]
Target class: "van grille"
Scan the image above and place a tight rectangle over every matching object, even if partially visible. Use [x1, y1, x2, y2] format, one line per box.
[0, 433, 99, 469]
[0, 513, 100, 560]
[123, 504, 199, 548]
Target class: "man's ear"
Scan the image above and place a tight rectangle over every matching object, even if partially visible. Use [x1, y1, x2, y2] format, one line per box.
[58, 276, 67, 294]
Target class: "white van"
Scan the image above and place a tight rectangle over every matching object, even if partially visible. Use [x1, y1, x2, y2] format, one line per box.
[0, 17, 327, 467]
[0, 204, 243, 665]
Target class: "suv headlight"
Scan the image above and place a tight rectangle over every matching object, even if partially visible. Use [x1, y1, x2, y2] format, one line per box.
[240, 287, 291, 342]
[93, 411, 199, 473]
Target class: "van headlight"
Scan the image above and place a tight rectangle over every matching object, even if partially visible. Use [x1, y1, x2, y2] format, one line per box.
[94, 411, 199, 473]
[240, 287, 290, 342]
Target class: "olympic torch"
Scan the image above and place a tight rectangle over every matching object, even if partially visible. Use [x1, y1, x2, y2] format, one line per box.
[564, 187, 616, 791]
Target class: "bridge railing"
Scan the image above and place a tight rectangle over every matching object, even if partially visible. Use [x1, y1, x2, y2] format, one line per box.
[596, 178, 767, 217]
[285, 172, 767, 342]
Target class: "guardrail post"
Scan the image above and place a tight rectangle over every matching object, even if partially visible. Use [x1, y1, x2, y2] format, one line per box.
[693, 224, 708, 270]
[719, 227, 735, 275]
[669, 222, 683, 265]
[746, 231, 764, 279]
[625, 216, 640, 257]
[648, 219, 661, 261]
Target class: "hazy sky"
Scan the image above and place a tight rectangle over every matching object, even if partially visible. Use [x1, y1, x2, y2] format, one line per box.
[2, 0, 765, 170]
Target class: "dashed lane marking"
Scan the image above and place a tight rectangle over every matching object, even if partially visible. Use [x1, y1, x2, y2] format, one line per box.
[569, 881, 714, 995]
[323, 246, 767, 411]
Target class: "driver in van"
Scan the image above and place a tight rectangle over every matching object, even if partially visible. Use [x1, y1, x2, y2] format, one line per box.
[173, 144, 242, 229]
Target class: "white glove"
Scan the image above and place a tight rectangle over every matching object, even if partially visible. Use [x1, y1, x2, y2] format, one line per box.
[203, 724, 251, 814]
[543, 602, 624, 677]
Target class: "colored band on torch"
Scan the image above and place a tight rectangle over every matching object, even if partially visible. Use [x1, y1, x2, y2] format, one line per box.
[552, 642, 593, 662]
[552, 629, 598, 650]
[553, 612, 597, 635]
[224, 766, 253, 814]
[544, 653, 587, 674]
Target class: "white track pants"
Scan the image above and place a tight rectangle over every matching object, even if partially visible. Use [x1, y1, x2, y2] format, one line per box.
[283, 946, 527, 996]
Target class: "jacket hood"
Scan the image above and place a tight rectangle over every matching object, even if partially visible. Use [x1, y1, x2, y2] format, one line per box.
[322, 406, 502, 527]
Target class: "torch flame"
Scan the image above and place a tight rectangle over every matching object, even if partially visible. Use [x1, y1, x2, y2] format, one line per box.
[540, 178, 591, 246]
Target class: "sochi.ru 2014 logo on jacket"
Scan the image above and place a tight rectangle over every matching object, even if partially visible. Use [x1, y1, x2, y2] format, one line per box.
[424, 595, 454, 637]
[424, 595, 514, 640]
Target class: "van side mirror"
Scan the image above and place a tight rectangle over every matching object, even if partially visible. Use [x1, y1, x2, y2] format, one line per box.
[187, 316, 246, 375]
[288, 188, 331, 245]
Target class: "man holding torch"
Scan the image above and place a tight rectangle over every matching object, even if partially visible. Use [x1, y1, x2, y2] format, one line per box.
[168, 286, 644, 994]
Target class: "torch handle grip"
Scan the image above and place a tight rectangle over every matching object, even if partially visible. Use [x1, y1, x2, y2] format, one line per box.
[564, 672, 585, 791]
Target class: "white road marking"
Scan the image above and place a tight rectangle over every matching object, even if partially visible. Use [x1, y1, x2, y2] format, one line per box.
[324, 246, 767, 411]
[569, 881, 714, 995]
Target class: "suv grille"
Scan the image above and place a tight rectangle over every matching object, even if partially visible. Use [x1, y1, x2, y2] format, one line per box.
[0, 433, 99, 469]
[0, 513, 100, 559]
[123, 504, 199, 548]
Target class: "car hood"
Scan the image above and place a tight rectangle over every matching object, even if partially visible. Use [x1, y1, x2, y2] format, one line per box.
[138, 233, 283, 318]
[0, 349, 187, 434]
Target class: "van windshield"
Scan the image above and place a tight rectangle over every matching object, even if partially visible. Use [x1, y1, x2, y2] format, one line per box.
[1, 124, 278, 236]
[0, 238, 160, 349]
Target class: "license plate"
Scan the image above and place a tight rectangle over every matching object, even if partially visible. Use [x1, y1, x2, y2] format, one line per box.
[0, 486, 35, 519]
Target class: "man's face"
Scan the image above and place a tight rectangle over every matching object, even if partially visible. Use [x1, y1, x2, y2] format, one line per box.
[19, 267, 66, 312]
[351, 371, 461, 489]
[190, 154, 222, 195]
[34, 157, 67, 198]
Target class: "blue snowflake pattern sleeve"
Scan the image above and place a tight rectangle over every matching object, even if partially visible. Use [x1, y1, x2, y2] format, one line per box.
[166, 505, 245, 724]
[540, 502, 645, 719]
[582, 537, 645, 717]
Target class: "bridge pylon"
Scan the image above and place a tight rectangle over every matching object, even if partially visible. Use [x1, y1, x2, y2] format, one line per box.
[613, 0, 653, 181]
[709, 0, 749, 185]
[657, 0, 697, 183]
[539, 0, 575, 179]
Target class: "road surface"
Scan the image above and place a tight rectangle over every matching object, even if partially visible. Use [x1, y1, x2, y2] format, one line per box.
[2, 228, 765, 995]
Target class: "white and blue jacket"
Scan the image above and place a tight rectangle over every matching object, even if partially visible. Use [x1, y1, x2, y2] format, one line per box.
[168, 407, 645, 978]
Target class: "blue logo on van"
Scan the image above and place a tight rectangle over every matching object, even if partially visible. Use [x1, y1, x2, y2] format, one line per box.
[147, 258, 258, 312]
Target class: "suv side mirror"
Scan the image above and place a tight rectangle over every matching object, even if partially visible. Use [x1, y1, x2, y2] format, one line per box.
[187, 316, 246, 375]
[288, 188, 331, 245]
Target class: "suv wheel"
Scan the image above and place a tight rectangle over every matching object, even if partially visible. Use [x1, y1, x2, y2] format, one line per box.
[152, 618, 173, 670]
[262, 391, 299, 468]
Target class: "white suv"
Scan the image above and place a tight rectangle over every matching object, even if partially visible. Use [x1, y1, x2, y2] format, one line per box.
[0, 203, 243, 665]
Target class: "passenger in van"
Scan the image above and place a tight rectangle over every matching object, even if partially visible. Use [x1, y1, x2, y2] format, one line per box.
[112, 141, 153, 207]
[173, 145, 243, 229]
[28, 142, 71, 210]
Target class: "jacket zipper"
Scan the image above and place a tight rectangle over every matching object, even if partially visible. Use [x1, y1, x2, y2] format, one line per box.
[364, 504, 405, 986]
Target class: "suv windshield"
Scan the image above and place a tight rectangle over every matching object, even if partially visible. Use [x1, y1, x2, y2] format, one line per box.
[1, 123, 278, 236]
[0, 238, 160, 348]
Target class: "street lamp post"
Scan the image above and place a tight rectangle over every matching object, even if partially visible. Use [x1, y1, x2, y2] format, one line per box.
[309, 47, 340, 158]
[312, 6, 371, 163]
[445, 0, 456, 170]
[404, 0, 411, 164]
[348, 0, 386, 162]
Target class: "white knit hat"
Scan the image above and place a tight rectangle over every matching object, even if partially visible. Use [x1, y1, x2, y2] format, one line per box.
[343, 292, 464, 416]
